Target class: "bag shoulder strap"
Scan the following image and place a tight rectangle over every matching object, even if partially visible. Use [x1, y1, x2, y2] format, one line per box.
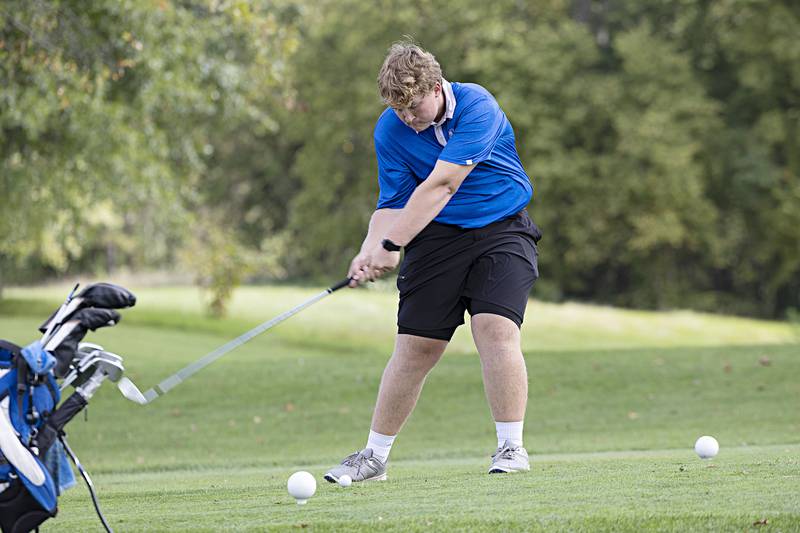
[0, 340, 22, 356]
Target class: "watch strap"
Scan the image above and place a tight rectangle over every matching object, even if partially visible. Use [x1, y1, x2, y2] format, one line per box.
[381, 238, 402, 252]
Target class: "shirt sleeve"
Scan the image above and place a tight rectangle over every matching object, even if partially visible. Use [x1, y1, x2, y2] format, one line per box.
[375, 136, 417, 209]
[438, 95, 505, 166]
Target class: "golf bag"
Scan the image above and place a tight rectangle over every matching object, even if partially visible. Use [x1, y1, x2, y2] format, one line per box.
[0, 283, 136, 533]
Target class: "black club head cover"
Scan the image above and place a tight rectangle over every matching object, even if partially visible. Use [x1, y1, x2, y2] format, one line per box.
[72, 307, 122, 331]
[46, 308, 122, 378]
[77, 282, 137, 309]
[39, 283, 136, 333]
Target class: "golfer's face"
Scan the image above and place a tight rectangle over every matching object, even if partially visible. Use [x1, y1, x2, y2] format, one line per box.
[395, 86, 439, 132]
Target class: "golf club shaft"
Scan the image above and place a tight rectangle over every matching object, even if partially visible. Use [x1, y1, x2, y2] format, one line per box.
[139, 278, 351, 403]
[40, 283, 80, 345]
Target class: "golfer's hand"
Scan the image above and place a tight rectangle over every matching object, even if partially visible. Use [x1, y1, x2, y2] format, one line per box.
[348, 251, 372, 287]
[367, 245, 400, 280]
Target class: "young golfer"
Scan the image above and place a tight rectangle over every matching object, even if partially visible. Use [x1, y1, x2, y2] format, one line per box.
[325, 41, 541, 482]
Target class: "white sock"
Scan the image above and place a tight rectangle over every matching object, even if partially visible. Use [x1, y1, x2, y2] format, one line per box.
[495, 420, 523, 448]
[366, 430, 396, 462]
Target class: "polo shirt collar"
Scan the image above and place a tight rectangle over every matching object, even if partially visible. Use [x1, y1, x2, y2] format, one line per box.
[432, 79, 456, 127]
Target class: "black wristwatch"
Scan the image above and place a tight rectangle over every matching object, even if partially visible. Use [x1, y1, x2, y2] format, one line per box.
[381, 238, 402, 252]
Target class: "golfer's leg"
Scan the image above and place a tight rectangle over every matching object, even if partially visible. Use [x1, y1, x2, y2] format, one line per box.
[324, 334, 448, 482]
[370, 334, 448, 435]
[470, 314, 527, 423]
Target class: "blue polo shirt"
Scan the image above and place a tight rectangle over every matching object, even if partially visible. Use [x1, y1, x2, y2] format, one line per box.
[374, 80, 532, 228]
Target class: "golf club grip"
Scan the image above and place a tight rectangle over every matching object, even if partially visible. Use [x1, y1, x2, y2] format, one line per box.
[329, 278, 352, 292]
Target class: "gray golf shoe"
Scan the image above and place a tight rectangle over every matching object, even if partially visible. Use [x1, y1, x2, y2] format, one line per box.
[489, 440, 530, 474]
[324, 448, 387, 483]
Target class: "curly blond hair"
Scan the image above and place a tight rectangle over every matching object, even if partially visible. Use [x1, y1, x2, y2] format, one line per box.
[377, 41, 442, 109]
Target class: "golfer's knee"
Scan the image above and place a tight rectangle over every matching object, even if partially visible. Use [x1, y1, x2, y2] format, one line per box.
[392, 336, 446, 371]
[472, 315, 522, 358]
[393, 348, 442, 371]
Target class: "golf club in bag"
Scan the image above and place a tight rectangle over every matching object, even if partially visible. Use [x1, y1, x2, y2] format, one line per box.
[117, 277, 352, 405]
[0, 282, 136, 533]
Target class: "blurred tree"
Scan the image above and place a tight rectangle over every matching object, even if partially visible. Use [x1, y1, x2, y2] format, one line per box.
[282, 0, 724, 310]
[0, 0, 296, 314]
[703, 0, 800, 316]
[278, 0, 394, 279]
[1, 0, 188, 285]
[1, 0, 797, 318]
[466, 7, 721, 310]
[604, 0, 800, 314]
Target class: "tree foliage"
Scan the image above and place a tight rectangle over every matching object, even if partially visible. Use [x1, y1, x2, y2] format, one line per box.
[0, 0, 295, 309]
[1, 0, 797, 318]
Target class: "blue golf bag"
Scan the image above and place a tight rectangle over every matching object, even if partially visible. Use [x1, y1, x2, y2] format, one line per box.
[0, 283, 136, 533]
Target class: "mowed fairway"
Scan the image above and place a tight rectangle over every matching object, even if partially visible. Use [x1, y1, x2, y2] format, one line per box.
[1, 284, 799, 532]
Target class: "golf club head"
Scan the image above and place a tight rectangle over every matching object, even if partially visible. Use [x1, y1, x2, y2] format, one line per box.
[87, 350, 125, 383]
[94, 358, 124, 383]
[60, 350, 102, 391]
[117, 377, 148, 405]
[77, 354, 102, 374]
[62, 346, 126, 389]
[65, 356, 108, 391]
[93, 350, 123, 366]
[77, 342, 105, 356]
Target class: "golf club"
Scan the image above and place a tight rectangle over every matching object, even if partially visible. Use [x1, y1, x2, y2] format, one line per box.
[120, 277, 352, 405]
[60, 346, 124, 390]
[40, 283, 81, 345]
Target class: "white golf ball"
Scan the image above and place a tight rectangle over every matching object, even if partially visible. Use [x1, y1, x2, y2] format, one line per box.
[338, 474, 352, 487]
[287, 471, 316, 504]
[694, 435, 719, 459]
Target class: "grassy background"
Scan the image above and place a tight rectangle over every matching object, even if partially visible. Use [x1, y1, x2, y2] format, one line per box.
[1, 282, 798, 531]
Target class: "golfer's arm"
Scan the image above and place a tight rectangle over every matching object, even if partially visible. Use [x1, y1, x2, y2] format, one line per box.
[360, 208, 404, 253]
[384, 160, 476, 246]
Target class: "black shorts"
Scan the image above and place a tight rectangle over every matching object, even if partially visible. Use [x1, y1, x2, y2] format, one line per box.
[397, 210, 542, 341]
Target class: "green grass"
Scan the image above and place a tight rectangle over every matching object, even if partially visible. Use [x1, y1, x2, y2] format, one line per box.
[1, 283, 799, 531]
[54, 445, 800, 532]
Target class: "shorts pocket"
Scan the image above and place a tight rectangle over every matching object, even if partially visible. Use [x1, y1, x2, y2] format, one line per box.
[396, 258, 416, 294]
